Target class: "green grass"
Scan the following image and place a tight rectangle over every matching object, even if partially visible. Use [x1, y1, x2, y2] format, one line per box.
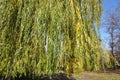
[75, 72, 120, 80]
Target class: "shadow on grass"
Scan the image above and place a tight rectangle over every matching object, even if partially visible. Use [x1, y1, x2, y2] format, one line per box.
[0, 73, 76, 80]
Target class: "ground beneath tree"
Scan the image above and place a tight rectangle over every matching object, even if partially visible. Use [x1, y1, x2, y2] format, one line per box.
[76, 69, 120, 80]
[1, 69, 120, 80]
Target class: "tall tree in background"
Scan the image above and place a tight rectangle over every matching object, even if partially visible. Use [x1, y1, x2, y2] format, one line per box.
[103, 2, 120, 68]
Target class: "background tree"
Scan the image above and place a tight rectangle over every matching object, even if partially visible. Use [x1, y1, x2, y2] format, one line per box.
[103, 2, 120, 68]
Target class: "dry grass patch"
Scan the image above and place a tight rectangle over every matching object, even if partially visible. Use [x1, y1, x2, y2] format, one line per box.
[75, 71, 120, 80]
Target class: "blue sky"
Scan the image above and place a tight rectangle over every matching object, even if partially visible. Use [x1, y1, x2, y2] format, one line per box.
[100, 0, 119, 49]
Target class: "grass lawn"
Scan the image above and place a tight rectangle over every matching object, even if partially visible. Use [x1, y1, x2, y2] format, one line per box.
[75, 71, 120, 80]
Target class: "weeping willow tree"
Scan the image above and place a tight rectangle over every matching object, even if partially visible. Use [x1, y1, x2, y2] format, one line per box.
[0, 0, 109, 78]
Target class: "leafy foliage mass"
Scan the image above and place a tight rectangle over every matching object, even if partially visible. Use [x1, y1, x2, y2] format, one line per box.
[0, 0, 108, 78]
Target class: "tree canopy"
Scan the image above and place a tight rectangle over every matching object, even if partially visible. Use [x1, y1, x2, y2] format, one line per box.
[0, 0, 109, 79]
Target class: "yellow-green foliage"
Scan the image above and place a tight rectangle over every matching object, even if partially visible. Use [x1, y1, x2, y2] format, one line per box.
[0, 0, 106, 78]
